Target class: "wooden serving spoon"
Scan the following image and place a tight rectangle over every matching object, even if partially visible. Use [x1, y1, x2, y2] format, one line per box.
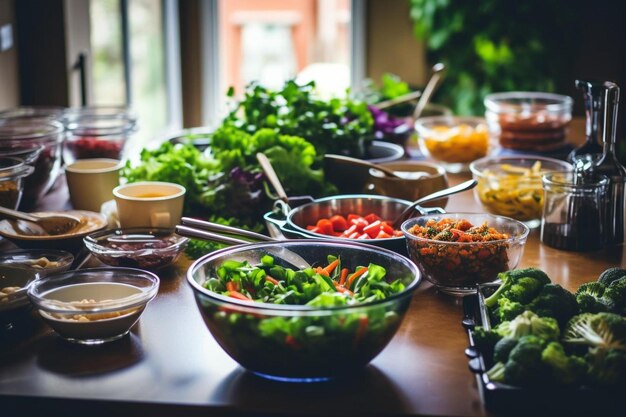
[323, 154, 402, 178]
[0, 206, 81, 236]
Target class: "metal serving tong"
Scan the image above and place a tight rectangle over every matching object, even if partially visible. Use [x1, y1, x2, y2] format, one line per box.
[175, 217, 312, 268]
[176, 217, 277, 246]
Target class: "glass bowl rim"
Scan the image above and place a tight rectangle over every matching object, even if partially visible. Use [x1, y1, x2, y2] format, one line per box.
[542, 171, 610, 189]
[0, 249, 74, 269]
[187, 239, 421, 313]
[401, 212, 530, 246]
[27, 266, 160, 314]
[414, 115, 487, 131]
[469, 155, 573, 177]
[84, 227, 189, 256]
[0, 120, 64, 141]
[484, 91, 573, 112]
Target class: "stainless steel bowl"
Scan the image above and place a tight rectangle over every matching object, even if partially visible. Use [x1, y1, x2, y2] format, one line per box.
[264, 194, 444, 255]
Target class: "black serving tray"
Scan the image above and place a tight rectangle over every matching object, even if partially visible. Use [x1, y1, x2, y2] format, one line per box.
[462, 284, 623, 416]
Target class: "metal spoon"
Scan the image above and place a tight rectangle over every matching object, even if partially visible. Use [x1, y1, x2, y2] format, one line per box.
[324, 154, 403, 178]
[412, 63, 446, 120]
[392, 179, 477, 229]
[0, 206, 81, 236]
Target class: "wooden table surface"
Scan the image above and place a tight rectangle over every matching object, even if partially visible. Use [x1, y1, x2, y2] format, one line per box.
[1, 120, 622, 417]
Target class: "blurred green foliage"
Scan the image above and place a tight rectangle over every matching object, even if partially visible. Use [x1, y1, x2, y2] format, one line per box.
[409, 0, 581, 115]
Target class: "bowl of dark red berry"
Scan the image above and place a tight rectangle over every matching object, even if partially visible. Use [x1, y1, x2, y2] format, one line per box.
[64, 117, 134, 164]
[84, 228, 189, 269]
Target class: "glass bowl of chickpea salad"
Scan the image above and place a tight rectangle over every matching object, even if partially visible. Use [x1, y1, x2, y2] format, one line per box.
[402, 213, 529, 295]
[27, 267, 159, 344]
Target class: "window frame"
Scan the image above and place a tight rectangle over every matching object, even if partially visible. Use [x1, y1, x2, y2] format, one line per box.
[198, 0, 366, 126]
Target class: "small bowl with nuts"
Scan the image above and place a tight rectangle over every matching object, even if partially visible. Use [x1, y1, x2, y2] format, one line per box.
[0, 249, 74, 276]
[27, 267, 159, 344]
[0, 264, 40, 330]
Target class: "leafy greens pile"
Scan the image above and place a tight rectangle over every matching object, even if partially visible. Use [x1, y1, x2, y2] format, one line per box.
[472, 267, 626, 388]
[122, 128, 333, 230]
[222, 80, 374, 157]
[122, 80, 379, 258]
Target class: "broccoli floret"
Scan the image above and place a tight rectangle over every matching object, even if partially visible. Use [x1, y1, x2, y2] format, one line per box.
[527, 284, 579, 325]
[604, 277, 626, 315]
[597, 267, 626, 286]
[471, 326, 503, 357]
[495, 310, 560, 341]
[563, 313, 626, 350]
[502, 335, 548, 386]
[541, 341, 587, 386]
[493, 337, 518, 363]
[485, 268, 551, 310]
[575, 281, 613, 314]
[586, 347, 626, 386]
[491, 297, 525, 324]
[575, 281, 607, 298]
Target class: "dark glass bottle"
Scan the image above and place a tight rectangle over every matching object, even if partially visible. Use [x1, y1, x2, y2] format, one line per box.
[593, 81, 626, 245]
[568, 79, 605, 163]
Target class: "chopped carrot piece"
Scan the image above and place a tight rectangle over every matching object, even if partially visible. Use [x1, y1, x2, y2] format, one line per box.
[228, 290, 251, 301]
[265, 275, 279, 285]
[347, 267, 368, 288]
[315, 266, 329, 277]
[339, 267, 349, 286]
[323, 259, 340, 275]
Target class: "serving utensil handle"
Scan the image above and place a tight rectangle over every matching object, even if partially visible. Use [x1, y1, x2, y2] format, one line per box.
[181, 217, 274, 242]
[175, 225, 253, 246]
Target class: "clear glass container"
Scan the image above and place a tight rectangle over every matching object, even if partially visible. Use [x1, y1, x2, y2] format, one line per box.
[0, 120, 64, 209]
[485, 92, 573, 152]
[187, 240, 420, 381]
[0, 106, 67, 125]
[65, 106, 137, 129]
[469, 155, 572, 228]
[402, 213, 529, 295]
[27, 267, 159, 345]
[0, 157, 34, 209]
[540, 172, 609, 251]
[65, 117, 135, 164]
[414, 116, 490, 173]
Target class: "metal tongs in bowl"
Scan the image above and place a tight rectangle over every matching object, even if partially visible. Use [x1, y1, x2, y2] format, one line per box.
[175, 218, 312, 269]
[176, 217, 276, 246]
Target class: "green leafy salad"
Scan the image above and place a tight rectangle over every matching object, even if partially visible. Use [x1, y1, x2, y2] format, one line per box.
[198, 254, 410, 377]
[122, 80, 378, 258]
[204, 254, 406, 305]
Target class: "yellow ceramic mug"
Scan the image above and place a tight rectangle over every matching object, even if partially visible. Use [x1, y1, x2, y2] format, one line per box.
[364, 161, 449, 208]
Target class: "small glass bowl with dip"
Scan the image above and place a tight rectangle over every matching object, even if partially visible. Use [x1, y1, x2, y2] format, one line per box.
[84, 228, 189, 269]
[27, 267, 159, 344]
